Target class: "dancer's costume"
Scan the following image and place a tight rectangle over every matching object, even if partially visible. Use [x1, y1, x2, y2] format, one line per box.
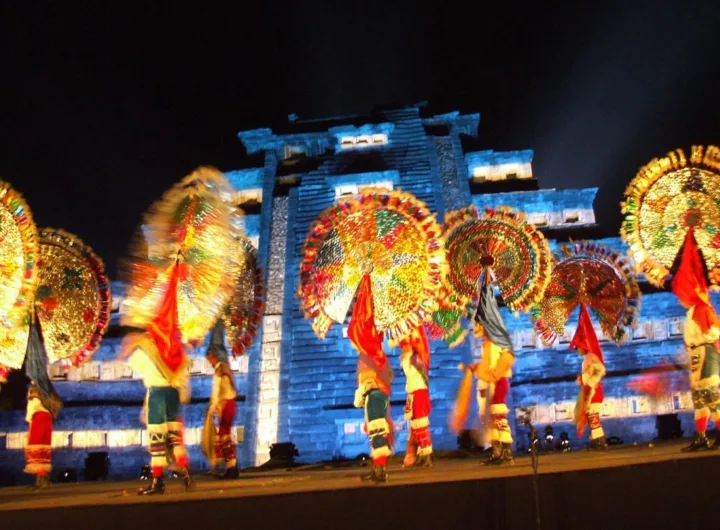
[443, 205, 551, 462]
[350, 275, 394, 483]
[618, 146, 720, 451]
[122, 168, 241, 493]
[0, 194, 109, 490]
[671, 230, 720, 451]
[124, 262, 194, 495]
[24, 320, 63, 489]
[298, 188, 445, 483]
[530, 239, 640, 450]
[399, 326, 432, 467]
[205, 320, 239, 478]
[472, 276, 516, 465]
[570, 304, 608, 449]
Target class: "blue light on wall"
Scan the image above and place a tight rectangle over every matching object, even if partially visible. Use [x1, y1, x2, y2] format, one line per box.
[225, 168, 264, 190]
[472, 188, 599, 214]
[0, 105, 699, 482]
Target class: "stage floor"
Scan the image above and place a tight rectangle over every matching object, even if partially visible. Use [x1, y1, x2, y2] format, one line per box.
[0, 440, 717, 513]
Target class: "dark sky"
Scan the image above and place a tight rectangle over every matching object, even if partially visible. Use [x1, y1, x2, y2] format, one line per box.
[1, 2, 719, 276]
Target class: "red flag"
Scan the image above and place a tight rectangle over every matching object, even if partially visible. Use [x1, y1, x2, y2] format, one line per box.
[349, 274, 391, 394]
[671, 229, 718, 334]
[569, 304, 604, 364]
[146, 263, 185, 373]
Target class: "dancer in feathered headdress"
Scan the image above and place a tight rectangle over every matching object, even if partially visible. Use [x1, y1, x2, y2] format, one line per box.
[299, 188, 446, 483]
[672, 229, 720, 451]
[570, 303, 608, 449]
[204, 319, 239, 479]
[471, 271, 516, 465]
[123, 255, 194, 495]
[444, 205, 551, 464]
[531, 241, 640, 449]
[399, 325, 433, 468]
[121, 167, 241, 495]
[620, 146, 720, 451]
[450, 272, 517, 466]
[350, 274, 394, 483]
[24, 315, 63, 490]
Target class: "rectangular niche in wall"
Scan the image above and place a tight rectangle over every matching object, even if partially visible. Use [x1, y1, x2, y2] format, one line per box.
[49, 364, 68, 380]
[6, 432, 27, 450]
[340, 137, 356, 149]
[107, 430, 142, 448]
[82, 363, 100, 381]
[632, 323, 649, 341]
[534, 405, 552, 424]
[668, 319, 684, 338]
[563, 211, 580, 224]
[630, 397, 650, 415]
[356, 135, 371, 147]
[190, 358, 206, 375]
[520, 331, 537, 349]
[554, 403, 573, 421]
[600, 399, 615, 418]
[233, 426, 245, 444]
[558, 328, 573, 345]
[527, 213, 549, 227]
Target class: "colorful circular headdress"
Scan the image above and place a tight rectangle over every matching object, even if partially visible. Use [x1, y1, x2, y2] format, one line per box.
[121, 167, 241, 342]
[0, 181, 39, 380]
[424, 284, 471, 348]
[531, 241, 640, 346]
[423, 209, 484, 348]
[621, 145, 720, 287]
[299, 188, 445, 343]
[35, 228, 111, 367]
[223, 236, 264, 356]
[444, 205, 551, 312]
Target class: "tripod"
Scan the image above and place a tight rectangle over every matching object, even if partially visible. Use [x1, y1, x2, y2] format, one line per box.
[525, 419, 542, 530]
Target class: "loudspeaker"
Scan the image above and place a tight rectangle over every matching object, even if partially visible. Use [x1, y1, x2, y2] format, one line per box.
[84, 451, 110, 480]
[656, 414, 683, 440]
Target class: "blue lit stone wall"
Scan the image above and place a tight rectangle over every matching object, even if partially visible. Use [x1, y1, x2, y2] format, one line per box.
[472, 188, 599, 215]
[278, 107, 475, 464]
[0, 105, 705, 484]
[243, 149, 279, 466]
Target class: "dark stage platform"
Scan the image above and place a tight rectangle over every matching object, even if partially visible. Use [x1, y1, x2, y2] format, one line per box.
[1, 441, 718, 529]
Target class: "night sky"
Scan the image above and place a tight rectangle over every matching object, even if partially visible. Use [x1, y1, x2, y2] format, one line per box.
[1, 2, 720, 276]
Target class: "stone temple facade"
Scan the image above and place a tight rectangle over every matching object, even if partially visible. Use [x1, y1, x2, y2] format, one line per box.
[0, 103, 706, 484]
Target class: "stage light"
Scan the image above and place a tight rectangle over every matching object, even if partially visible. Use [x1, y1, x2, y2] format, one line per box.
[559, 431, 570, 452]
[139, 465, 151, 480]
[544, 426, 555, 451]
[58, 469, 77, 483]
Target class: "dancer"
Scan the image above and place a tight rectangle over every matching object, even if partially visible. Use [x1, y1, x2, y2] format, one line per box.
[350, 274, 394, 483]
[123, 258, 194, 495]
[472, 272, 516, 465]
[399, 326, 433, 468]
[24, 318, 63, 490]
[671, 230, 720, 452]
[570, 304, 608, 449]
[205, 319, 239, 478]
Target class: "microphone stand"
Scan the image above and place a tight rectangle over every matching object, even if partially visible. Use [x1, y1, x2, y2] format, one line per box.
[525, 419, 542, 530]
